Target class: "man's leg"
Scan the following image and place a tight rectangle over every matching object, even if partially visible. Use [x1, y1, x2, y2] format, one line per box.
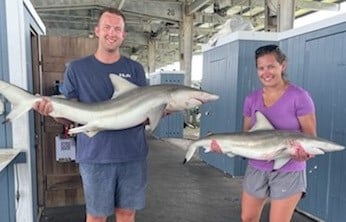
[115, 208, 135, 222]
[86, 214, 107, 222]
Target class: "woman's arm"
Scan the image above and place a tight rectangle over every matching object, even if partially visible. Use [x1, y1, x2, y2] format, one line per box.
[298, 113, 317, 137]
[243, 116, 252, 132]
[293, 113, 317, 161]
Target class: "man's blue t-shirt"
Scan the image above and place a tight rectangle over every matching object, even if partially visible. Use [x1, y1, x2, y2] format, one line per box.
[62, 55, 148, 163]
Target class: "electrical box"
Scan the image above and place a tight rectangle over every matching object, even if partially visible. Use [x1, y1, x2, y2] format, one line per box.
[55, 136, 76, 162]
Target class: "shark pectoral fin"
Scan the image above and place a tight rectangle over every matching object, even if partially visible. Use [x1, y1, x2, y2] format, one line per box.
[264, 147, 288, 160]
[68, 125, 86, 135]
[273, 157, 291, 170]
[148, 104, 166, 131]
[68, 124, 100, 137]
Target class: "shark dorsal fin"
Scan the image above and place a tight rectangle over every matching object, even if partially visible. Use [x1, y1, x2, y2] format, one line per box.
[109, 74, 138, 99]
[249, 111, 275, 132]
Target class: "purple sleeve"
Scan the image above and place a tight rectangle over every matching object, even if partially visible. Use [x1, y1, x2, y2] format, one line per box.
[295, 90, 315, 116]
[243, 95, 252, 117]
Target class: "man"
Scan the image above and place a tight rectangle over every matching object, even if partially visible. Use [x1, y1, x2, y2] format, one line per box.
[34, 8, 148, 222]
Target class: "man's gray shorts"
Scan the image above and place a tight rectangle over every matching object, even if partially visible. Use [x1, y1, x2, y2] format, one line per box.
[243, 165, 306, 199]
[79, 160, 147, 217]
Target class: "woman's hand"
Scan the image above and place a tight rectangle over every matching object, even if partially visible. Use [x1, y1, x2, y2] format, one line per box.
[290, 140, 314, 161]
[210, 139, 223, 153]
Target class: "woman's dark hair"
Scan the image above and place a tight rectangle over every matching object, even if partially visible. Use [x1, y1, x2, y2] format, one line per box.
[255, 44, 287, 64]
[255, 44, 288, 81]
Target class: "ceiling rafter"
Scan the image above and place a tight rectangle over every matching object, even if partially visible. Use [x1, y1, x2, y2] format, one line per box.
[31, 0, 346, 70]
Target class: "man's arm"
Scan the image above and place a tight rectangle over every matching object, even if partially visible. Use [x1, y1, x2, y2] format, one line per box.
[33, 96, 73, 125]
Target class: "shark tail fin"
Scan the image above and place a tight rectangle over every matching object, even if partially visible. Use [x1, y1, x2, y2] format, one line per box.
[4, 102, 36, 123]
[0, 80, 40, 123]
[183, 141, 200, 164]
[158, 138, 197, 164]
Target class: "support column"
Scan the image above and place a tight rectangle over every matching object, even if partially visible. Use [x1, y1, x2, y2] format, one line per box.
[179, 21, 184, 71]
[278, 0, 295, 31]
[264, 0, 278, 32]
[148, 38, 156, 74]
[183, 14, 193, 86]
[179, 3, 193, 86]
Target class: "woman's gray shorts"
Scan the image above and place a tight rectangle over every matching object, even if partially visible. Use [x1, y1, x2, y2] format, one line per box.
[243, 165, 306, 199]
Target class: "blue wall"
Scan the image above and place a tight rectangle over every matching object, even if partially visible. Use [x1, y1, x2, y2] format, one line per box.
[281, 22, 346, 222]
[149, 72, 184, 138]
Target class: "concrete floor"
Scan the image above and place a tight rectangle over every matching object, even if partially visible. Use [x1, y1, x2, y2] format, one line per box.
[40, 135, 319, 222]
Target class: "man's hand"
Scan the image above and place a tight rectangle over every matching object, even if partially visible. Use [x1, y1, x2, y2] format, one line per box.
[33, 96, 73, 126]
[33, 96, 53, 116]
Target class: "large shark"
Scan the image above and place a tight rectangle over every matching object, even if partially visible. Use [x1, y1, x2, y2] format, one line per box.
[183, 112, 344, 169]
[0, 74, 219, 137]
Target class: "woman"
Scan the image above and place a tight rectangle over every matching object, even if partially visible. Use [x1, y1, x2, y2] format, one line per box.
[241, 44, 316, 222]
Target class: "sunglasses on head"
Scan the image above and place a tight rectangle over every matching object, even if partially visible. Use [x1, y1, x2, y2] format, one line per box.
[255, 44, 280, 55]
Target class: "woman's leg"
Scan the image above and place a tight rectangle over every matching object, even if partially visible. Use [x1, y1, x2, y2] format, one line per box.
[269, 192, 302, 222]
[241, 191, 266, 222]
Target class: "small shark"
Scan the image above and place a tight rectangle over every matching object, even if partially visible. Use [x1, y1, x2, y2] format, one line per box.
[0, 74, 219, 137]
[183, 112, 344, 169]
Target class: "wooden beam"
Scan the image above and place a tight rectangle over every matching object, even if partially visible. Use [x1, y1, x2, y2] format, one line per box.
[187, 0, 212, 14]
[297, 0, 340, 11]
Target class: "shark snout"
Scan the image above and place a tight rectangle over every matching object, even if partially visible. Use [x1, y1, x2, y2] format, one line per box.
[167, 91, 219, 111]
[199, 92, 219, 103]
[186, 93, 219, 107]
[186, 92, 219, 108]
[324, 144, 345, 151]
[307, 144, 344, 155]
